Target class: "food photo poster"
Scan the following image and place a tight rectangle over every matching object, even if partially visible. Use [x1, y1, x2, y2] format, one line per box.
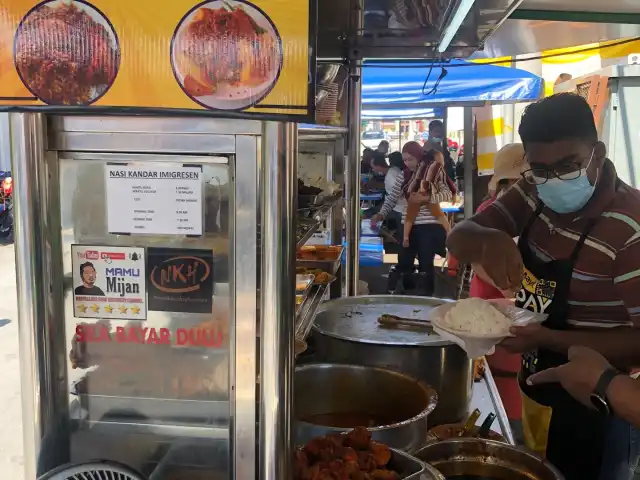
[0, 0, 313, 119]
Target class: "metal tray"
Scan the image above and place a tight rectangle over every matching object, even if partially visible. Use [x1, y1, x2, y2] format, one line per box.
[296, 245, 344, 274]
[295, 274, 315, 294]
[150, 439, 230, 480]
[312, 295, 454, 347]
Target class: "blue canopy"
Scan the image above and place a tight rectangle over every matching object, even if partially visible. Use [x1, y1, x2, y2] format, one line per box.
[361, 59, 543, 119]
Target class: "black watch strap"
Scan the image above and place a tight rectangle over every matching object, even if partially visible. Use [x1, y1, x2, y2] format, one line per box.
[594, 367, 621, 399]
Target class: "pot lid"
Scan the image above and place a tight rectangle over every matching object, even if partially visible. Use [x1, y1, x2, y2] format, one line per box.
[312, 295, 453, 346]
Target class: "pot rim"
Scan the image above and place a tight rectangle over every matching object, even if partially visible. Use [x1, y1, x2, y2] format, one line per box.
[415, 438, 565, 478]
[294, 363, 438, 432]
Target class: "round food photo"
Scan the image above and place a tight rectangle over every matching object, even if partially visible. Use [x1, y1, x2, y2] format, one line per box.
[13, 0, 120, 106]
[171, 0, 283, 111]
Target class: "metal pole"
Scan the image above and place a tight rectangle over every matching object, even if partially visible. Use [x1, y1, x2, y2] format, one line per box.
[259, 122, 297, 480]
[463, 107, 474, 218]
[345, 65, 362, 296]
[11, 113, 68, 479]
[345, 0, 363, 297]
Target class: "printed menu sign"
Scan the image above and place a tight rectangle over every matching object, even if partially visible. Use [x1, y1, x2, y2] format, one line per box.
[72, 245, 147, 320]
[147, 247, 214, 313]
[0, 0, 314, 120]
[105, 164, 203, 236]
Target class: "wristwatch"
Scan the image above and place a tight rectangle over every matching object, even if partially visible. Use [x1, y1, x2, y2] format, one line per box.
[590, 367, 621, 415]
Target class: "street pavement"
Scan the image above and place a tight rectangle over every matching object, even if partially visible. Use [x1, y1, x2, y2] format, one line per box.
[0, 243, 24, 478]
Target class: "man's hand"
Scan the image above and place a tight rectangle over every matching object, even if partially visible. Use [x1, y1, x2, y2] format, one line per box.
[477, 229, 523, 290]
[370, 213, 383, 228]
[500, 323, 547, 353]
[526, 346, 610, 408]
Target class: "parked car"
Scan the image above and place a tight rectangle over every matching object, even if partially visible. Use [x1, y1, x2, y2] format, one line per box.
[361, 131, 387, 150]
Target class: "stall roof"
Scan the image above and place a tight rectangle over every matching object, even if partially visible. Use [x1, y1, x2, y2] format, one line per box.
[361, 107, 445, 120]
[361, 59, 543, 112]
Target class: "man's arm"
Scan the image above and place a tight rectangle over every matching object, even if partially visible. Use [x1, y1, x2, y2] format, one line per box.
[537, 327, 640, 367]
[447, 182, 533, 264]
[528, 346, 640, 429]
[607, 375, 640, 429]
[378, 172, 403, 218]
[516, 236, 640, 367]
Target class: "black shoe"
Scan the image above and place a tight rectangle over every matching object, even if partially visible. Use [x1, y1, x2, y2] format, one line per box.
[387, 266, 401, 293]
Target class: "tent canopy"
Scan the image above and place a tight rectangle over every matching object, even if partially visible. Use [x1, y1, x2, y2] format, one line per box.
[361, 60, 543, 119]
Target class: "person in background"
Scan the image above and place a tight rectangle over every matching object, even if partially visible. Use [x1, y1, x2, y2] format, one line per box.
[367, 152, 388, 191]
[468, 142, 526, 424]
[446, 93, 640, 480]
[361, 148, 374, 174]
[377, 140, 390, 155]
[371, 141, 452, 295]
[425, 120, 456, 182]
[379, 152, 406, 247]
[402, 148, 456, 244]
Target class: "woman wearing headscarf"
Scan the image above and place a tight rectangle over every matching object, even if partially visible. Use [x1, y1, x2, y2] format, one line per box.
[372, 141, 453, 295]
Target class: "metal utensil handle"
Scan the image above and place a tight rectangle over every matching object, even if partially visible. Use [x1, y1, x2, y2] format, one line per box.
[377, 315, 432, 329]
[478, 412, 497, 438]
[459, 408, 481, 436]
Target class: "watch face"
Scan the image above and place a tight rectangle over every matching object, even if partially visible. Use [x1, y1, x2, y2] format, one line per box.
[590, 393, 611, 415]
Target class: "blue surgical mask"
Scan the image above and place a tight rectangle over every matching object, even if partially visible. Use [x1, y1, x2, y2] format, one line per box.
[535, 150, 598, 214]
[430, 136, 443, 143]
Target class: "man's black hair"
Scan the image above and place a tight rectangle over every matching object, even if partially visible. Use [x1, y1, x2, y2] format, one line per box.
[388, 151, 405, 169]
[518, 93, 598, 149]
[429, 120, 444, 130]
[371, 152, 388, 168]
[80, 262, 95, 277]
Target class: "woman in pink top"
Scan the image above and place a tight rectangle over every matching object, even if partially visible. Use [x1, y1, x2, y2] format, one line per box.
[468, 143, 526, 421]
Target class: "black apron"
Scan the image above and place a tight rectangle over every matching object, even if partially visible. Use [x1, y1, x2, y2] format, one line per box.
[516, 201, 608, 480]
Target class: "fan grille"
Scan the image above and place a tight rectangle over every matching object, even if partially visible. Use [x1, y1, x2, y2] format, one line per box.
[39, 462, 145, 480]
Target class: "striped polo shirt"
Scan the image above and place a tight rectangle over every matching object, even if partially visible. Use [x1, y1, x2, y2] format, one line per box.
[475, 159, 640, 328]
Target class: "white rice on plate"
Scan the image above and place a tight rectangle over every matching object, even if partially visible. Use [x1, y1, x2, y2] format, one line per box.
[442, 298, 512, 336]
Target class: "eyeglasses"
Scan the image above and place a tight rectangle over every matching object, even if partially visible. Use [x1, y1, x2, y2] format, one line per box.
[521, 161, 583, 185]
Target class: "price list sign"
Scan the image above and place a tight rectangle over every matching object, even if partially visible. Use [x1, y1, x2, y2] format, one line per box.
[105, 164, 203, 236]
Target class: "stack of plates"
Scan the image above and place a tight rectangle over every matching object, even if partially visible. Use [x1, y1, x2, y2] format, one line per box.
[316, 82, 339, 124]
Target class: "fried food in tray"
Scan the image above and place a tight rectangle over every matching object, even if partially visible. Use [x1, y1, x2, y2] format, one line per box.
[295, 427, 400, 480]
[297, 245, 343, 261]
[426, 423, 506, 444]
[297, 267, 336, 285]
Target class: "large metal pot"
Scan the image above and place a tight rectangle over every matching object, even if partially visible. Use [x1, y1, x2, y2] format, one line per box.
[311, 295, 472, 424]
[415, 438, 565, 480]
[294, 363, 437, 453]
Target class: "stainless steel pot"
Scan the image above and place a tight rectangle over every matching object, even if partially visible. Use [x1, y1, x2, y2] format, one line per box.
[415, 438, 565, 480]
[310, 295, 472, 424]
[294, 364, 437, 453]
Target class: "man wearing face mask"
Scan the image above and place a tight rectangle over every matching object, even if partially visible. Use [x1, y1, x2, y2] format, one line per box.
[447, 93, 640, 480]
[425, 120, 456, 182]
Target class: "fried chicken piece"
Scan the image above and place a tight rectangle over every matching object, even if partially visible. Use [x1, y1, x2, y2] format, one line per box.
[370, 469, 400, 480]
[357, 452, 377, 472]
[369, 442, 392, 467]
[341, 447, 358, 463]
[345, 426, 372, 450]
